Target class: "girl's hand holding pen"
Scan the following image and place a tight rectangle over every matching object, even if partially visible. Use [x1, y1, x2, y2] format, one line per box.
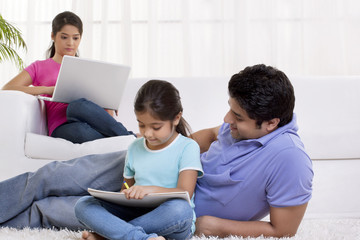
[123, 181, 130, 189]
[123, 185, 155, 200]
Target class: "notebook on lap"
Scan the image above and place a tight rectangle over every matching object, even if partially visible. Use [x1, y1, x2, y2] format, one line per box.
[38, 55, 131, 110]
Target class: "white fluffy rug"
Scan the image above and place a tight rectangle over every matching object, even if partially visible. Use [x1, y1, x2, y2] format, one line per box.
[0, 218, 359, 240]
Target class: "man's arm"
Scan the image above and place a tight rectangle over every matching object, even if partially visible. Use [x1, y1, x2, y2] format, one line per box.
[190, 126, 221, 153]
[195, 203, 308, 238]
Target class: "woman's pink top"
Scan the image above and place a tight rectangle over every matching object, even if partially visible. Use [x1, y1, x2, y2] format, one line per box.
[25, 58, 68, 135]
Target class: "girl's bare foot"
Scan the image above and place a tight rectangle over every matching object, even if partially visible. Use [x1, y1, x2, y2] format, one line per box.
[80, 231, 105, 240]
[81, 231, 164, 240]
[149, 237, 166, 240]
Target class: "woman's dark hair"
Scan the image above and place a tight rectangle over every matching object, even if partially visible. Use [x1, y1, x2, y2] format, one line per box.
[134, 80, 192, 136]
[228, 64, 295, 128]
[46, 11, 83, 58]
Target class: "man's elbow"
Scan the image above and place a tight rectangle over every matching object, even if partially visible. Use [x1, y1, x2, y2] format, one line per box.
[271, 226, 299, 238]
[275, 231, 297, 238]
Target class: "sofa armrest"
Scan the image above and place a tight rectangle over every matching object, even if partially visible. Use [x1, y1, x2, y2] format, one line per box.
[0, 90, 47, 156]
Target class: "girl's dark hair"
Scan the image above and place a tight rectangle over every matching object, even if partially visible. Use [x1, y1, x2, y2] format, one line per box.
[46, 11, 83, 58]
[228, 64, 295, 128]
[134, 80, 192, 136]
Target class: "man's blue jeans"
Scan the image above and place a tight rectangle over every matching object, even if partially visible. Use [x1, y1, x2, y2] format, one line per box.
[75, 197, 193, 240]
[0, 151, 126, 230]
[51, 98, 134, 143]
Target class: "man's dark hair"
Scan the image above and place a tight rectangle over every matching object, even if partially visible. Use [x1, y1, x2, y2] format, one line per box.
[228, 64, 295, 128]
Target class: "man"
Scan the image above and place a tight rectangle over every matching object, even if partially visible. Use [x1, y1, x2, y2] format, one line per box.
[191, 64, 313, 238]
[0, 64, 312, 238]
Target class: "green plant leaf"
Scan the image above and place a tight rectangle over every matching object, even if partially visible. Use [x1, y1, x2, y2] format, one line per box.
[0, 14, 27, 70]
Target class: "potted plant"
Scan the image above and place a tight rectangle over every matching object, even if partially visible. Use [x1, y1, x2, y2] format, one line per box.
[0, 14, 27, 70]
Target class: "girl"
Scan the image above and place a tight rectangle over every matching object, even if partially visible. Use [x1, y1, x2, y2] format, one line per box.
[75, 80, 203, 240]
[2, 11, 133, 143]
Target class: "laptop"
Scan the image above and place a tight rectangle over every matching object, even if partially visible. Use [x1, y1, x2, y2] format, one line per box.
[38, 55, 131, 110]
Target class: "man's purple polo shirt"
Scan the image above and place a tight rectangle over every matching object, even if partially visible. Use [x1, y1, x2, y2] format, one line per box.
[194, 114, 313, 221]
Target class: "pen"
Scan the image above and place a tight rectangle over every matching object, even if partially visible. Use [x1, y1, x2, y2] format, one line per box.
[123, 181, 130, 189]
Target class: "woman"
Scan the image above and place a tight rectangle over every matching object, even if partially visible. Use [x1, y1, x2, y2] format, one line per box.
[2, 11, 134, 143]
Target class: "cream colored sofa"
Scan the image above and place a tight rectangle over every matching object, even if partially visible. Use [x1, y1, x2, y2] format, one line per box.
[1, 76, 360, 220]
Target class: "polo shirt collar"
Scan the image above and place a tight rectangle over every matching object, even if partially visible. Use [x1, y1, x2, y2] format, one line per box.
[231, 113, 299, 147]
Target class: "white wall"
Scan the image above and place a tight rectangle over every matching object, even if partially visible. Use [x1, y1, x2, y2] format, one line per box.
[1, 0, 360, 89]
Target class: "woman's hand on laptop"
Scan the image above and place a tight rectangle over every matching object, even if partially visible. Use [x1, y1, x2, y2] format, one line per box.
[44, 86, 55, 96]
[105, 109, 118, 117]
[35, 86, 54, 96]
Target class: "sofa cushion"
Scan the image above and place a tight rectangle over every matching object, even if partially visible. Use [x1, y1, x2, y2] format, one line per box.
[25, 133, 136, 160]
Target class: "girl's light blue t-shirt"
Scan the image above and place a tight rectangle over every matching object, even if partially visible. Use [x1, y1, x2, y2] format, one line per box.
[124, 134, 203, 185]
[123, 134, 204, 233]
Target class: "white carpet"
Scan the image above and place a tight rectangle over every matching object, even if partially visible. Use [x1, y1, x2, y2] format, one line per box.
[0, 218, 359, 240]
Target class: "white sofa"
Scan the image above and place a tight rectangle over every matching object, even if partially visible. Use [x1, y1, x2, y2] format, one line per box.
[1, 76, 360, 220]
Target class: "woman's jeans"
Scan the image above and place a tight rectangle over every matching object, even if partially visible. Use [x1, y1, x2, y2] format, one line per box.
[75, 196, 193, 240]
[0, 151, 127, 230]
[52, 98, 134, 143]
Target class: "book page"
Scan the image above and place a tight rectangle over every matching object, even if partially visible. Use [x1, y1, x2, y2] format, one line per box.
[88, 188, 191, 207]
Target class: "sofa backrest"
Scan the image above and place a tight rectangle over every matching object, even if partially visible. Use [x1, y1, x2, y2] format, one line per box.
[118, 76, 360, 160]
[2, 76, 358, 162]
[117, 77, 229, 139]
[292, 76, 360, 160]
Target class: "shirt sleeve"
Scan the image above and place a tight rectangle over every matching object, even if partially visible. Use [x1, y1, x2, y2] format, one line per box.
[24, 61, 38, 84]
[179, 139, 204, 177]
[266, 148, 313, 207]
[123, 145, 135, 179]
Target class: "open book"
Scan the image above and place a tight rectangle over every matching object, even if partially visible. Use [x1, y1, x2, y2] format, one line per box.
[88, 188, 191, 208]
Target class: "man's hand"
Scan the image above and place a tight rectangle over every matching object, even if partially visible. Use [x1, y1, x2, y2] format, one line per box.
[195, 215, 222, 237]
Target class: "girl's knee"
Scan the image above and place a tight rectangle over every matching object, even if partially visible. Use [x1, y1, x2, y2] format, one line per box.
[74, 196, 95, 218]
[166, 199, 192, 218]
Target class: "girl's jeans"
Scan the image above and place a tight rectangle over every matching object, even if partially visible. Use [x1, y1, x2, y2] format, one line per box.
[75, 196, 193, 240]
[52, 98, 135, 143]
